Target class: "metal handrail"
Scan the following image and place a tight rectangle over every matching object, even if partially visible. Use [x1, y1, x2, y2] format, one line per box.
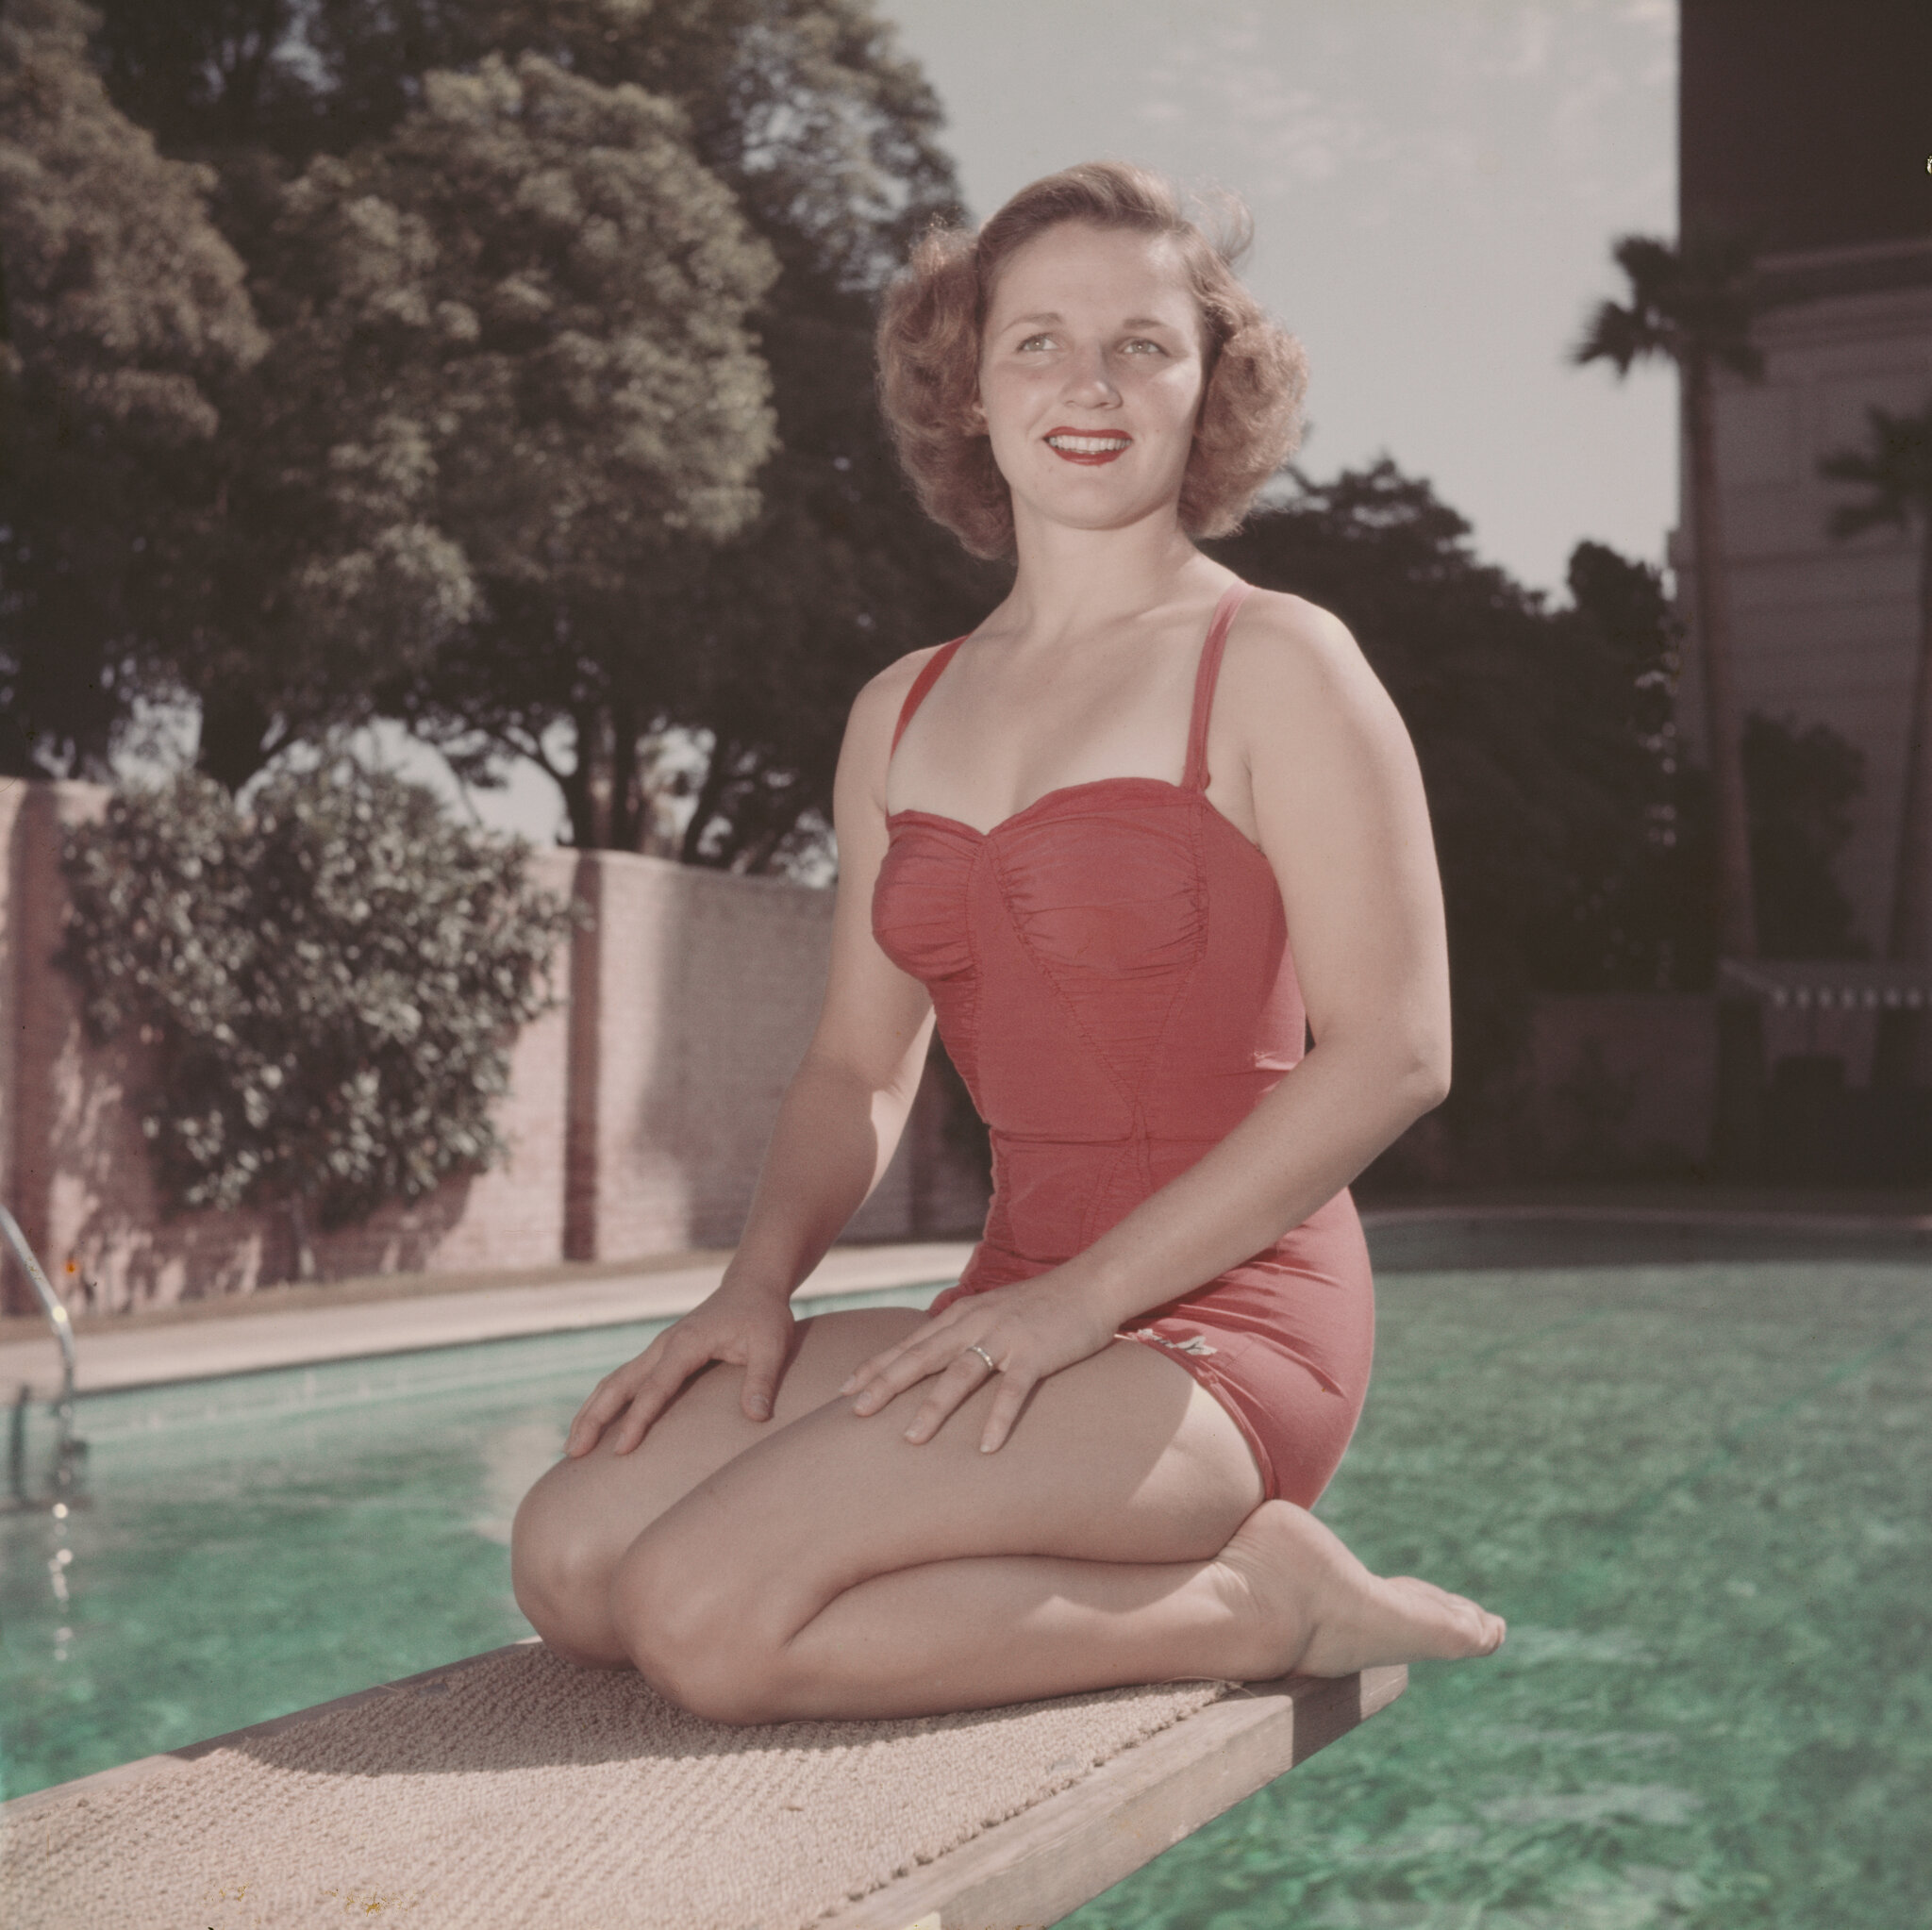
[1, 1202, 87, 1511]
[0, 1203, 75, 1407]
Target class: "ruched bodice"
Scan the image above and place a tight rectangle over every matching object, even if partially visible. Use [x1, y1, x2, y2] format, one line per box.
[875, 582, 1305, 1286]
[869, 578, 1374, 1505]
[875, 773, 1310, 1278]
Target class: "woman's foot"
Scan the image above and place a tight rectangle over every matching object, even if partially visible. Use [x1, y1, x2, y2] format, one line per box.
[1216, 1500, 1506, 1680]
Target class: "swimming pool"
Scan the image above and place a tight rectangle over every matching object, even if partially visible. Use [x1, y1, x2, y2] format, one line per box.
[5, 1229, 1928, 1926]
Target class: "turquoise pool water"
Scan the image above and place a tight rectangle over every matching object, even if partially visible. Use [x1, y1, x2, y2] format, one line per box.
[4, 1232, 1928, 1927]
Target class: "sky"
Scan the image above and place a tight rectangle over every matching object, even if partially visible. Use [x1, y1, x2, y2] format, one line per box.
[883, 0, 1679, 592]
[369, 0, 1685, 843]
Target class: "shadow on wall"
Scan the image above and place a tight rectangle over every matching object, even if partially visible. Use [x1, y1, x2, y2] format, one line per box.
[1757, 1058, 1932, 1186]
[565, 841, 988, 1264]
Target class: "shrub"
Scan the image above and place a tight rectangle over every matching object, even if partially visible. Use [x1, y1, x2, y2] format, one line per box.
[59, 762, 571, 1279]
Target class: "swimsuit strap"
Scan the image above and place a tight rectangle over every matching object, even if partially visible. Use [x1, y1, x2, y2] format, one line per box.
[891, 637, 969, 755]
[1181, 580, 1254, 791]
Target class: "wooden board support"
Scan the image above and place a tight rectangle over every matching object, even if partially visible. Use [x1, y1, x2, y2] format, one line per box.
[830, 1666, 1407, 1930]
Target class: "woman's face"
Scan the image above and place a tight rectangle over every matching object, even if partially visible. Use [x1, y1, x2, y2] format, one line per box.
[974, 221, 1208, 538]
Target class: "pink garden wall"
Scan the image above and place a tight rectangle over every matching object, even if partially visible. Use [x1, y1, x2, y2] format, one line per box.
[0, 780, 984, 1318]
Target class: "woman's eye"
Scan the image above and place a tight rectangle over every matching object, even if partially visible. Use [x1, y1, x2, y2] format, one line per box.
[1123, 339, 1166, 355]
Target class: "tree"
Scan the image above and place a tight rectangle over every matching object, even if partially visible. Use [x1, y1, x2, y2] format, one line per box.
[367, 0, 993, 864]
[1533, 540, 1687, 992]
[197, 47, 780, 815]
[1573, 230, 1767, 960]
[79, 0, 992, 857]
[1573, 228, 1769, 1170]
[1742, 713, 1866, 961]
[58, 762, 571, 1281]
[1818, 396, 1932, 1083]
[0, 0, 267, 775]
[641, 289, 1007, 874]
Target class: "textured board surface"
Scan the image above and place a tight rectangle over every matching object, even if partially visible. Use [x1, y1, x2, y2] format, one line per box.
[830, 1667, 1407, 1930]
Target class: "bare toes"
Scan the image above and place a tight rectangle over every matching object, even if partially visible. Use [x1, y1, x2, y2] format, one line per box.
[1384, 1577, 1506, 1662]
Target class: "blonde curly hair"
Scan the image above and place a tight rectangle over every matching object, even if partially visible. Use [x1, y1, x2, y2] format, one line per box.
[874, 161, 1308, 561]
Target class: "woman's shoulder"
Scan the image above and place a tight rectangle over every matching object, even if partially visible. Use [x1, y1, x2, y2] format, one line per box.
[865, 637, 960, 701]
[1223, 585, 1374, 704]
[1219, 584, 1413, 782]
[849, 638, 960, 738]
[838, 638, 975, 804]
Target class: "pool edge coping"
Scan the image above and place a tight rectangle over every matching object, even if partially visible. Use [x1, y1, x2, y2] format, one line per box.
[0, 1243, 980, 1402]
[6, 1209, 1928, 1403]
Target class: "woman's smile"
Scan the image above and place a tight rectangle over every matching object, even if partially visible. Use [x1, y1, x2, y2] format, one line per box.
[1045, 427, 1134, 464]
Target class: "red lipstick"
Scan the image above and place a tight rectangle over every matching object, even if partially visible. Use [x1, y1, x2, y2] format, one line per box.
[1044, 425, 1132, 465]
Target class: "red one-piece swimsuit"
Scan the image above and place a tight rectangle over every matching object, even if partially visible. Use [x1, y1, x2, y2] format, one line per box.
[871, 578, 1374, 1507]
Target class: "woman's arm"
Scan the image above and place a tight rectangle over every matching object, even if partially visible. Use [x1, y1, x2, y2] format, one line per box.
[563, 654, 940, 1452]
[720, 656, 941, 1304]
[1066, 590, 1449, 1327]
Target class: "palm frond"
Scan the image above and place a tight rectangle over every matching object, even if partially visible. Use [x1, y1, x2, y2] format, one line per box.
[1569, 298, 1653, 375]
[1574, 229, 1764, 386]
[1818, 398, 1932, 542]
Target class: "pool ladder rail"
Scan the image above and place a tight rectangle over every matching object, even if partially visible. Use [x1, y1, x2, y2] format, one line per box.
[1, 1202, 90, 1514]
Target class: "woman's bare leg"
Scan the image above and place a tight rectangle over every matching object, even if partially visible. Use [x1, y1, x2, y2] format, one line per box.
[510, 1307, 929, 1665]
[604, 1334, 1503, 1723]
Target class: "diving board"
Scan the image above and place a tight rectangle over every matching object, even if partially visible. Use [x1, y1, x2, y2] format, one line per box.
[1, 1641, 1405, 1929]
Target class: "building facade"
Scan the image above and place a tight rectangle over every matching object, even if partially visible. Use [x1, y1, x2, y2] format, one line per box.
[1673, 0, 1932, 963]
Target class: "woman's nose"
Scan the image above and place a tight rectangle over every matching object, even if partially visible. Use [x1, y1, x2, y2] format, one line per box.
[1062, 346, 1120, 405]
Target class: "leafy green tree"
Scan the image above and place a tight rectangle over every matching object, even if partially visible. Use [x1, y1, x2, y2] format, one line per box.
[0, 0, 267, 775]
[59, 763, 571, 1281]
[361, 0, 992, 865]
[78, 0, 991, 858]
[1530, 540, 1687, 992]
[1819, 396, 1932, 1082]
[640, 311, 1008, 874]
[1742, 713, 1866, 962]
[201, 47, 780, 818]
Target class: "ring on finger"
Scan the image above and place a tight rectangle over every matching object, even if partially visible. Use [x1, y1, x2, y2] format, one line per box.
[967, 1343, 998, 1374]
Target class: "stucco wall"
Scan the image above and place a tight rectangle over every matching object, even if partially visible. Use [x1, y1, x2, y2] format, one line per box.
[0, 781, 983, 1317]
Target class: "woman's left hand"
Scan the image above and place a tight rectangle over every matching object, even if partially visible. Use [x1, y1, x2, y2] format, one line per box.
[837, 1272, 1122, 1452]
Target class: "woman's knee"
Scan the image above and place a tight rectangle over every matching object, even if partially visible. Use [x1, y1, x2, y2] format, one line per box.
[510, 1463, 630, 1665]
[608, 1530, 791, 1724]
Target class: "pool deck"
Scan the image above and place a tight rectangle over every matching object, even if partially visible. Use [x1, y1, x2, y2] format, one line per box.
[0, 1240, 978, 1400]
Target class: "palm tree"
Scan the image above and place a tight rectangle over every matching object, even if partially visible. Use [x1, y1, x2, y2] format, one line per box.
[1572, 229, 1766, 1172]
[1820, 399, 1932, 1084]
[1574, 230, 1766, 957]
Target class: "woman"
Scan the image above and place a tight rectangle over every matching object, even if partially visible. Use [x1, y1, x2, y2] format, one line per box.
[511, 161, 1504, 1724]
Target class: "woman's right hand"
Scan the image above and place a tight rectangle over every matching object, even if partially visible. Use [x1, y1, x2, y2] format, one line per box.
[564, 1281, 796, 1457]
